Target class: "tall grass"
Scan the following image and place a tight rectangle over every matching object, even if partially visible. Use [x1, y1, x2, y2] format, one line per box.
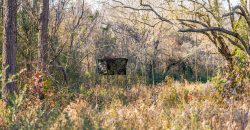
[1, 77, 250, 129]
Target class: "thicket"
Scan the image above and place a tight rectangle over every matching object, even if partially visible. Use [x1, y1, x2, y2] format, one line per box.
[1, 0, 250, 129]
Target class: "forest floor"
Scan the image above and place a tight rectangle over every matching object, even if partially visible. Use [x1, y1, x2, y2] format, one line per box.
[1, 78, 250, 129]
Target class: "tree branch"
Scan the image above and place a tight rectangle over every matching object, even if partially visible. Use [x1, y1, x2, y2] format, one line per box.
[139, 0, 173, 24]
[223, 5, 250, 26]
[112, 0, 173, 25]
[177, 19, 208, 27]
[179, 27, 250, 55]
[223, 34, 245, 51]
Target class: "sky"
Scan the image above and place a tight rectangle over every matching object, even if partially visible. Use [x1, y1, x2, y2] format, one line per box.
[224, 0, 240, 6]
[86, 0, 103, 11]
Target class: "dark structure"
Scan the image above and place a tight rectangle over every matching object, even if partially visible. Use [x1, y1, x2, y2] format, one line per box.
[97, 58, 128, 75]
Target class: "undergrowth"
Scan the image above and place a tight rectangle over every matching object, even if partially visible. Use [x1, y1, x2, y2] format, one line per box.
[1, 76, 250, 129]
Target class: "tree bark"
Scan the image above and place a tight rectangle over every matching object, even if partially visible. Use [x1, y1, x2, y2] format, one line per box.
[38, 0, 49, 73]
[2, 0, 17, 103]
[247, 0, 250, 48]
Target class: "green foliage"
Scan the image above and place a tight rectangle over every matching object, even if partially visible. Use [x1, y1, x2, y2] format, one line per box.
[2, 85, 27, 126]
[17, 9, 38, 71]
[166, 62, 210, 83]
[234, 17, 248, 41]
[213, 49, 250, 98]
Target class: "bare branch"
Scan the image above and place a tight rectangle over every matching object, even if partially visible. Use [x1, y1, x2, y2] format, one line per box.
[223, 35, 245, 51]
[223, 11, 244, 17]
[179, 27, 250, 54]
[177, 19, 208, 27]
[139, 0, 173, 24]
[223, 5, 250, 26]
[112, 0, 173, 25]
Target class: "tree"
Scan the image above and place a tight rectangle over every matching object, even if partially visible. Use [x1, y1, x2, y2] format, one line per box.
[112, 0, 250, 67]
[2, 0, 17, 104]
[38, 0, 49, 73]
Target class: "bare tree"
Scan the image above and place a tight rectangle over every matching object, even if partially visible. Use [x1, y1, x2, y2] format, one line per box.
[2, 0, 17, 104]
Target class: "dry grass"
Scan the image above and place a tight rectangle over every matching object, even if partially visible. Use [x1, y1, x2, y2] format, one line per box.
[1, 78, 250, 129]
[50, 80, 250, 129]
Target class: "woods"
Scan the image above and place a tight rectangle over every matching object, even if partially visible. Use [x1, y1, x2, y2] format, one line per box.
[1, 0, 250, 129]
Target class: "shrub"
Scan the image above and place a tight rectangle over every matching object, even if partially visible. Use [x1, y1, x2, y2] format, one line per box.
[213, 49, 250, 99]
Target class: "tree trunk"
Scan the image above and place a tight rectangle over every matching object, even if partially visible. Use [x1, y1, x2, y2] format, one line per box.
[38, 0, 49, 73]
[247, 0, 250, 15]
[247, 0, 250, 51]
[2, 0, 17, 103]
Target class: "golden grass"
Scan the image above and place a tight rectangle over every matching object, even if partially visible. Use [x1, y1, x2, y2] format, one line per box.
[50, 80, 250, 129]
[1, 78, 250, 129]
